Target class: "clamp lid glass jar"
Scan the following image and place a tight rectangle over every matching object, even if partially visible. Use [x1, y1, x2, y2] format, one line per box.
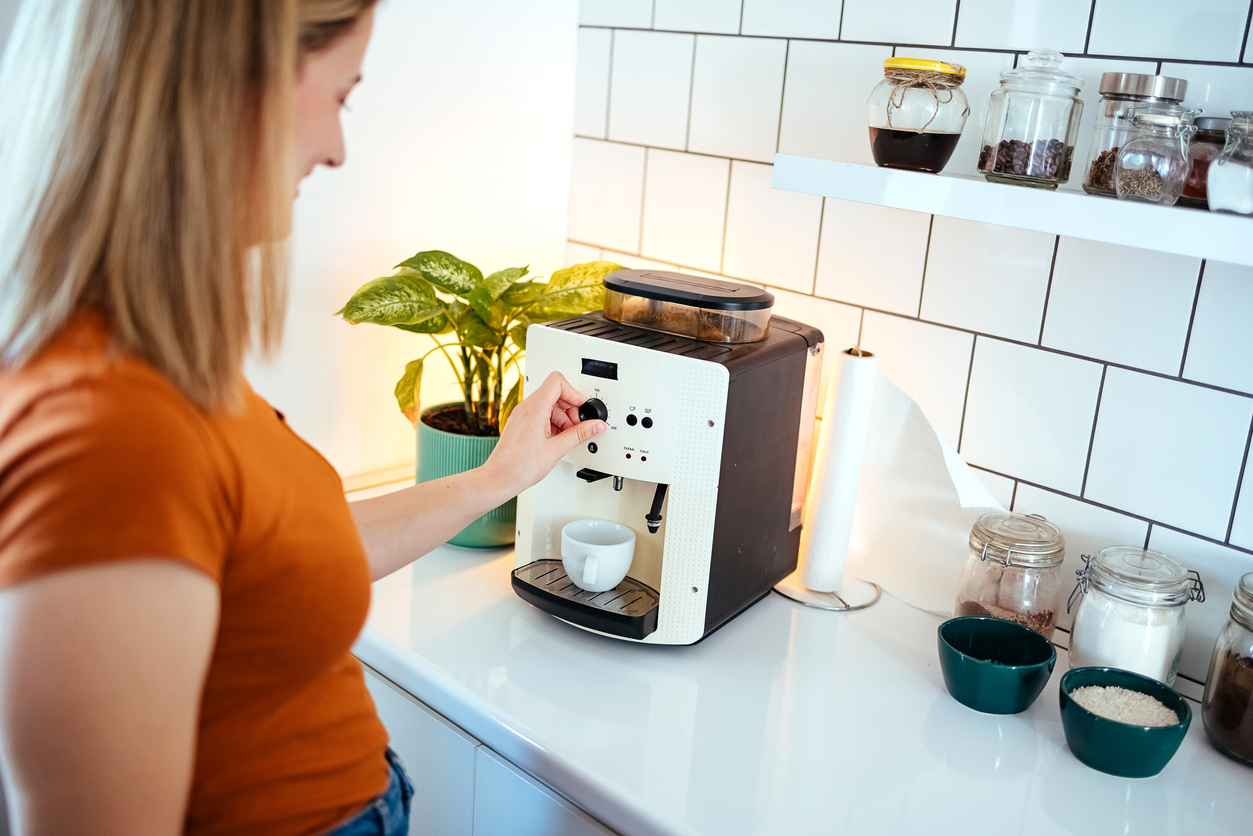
[1202, 572, 1253, 765]
[1207, 111, 1253, 216]
[867, 58, 970, 174]
[976, 49, 1084, 189]
[955, 512, 1066, 638]
[1081, 72, 1187, 196]
[1180, 116, 1231, 209]
[1067, 546, 1205, 685]
[1113, 107, 1198, 205]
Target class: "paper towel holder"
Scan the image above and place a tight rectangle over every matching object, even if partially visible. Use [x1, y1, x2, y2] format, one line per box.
[773, 572, 881, 612]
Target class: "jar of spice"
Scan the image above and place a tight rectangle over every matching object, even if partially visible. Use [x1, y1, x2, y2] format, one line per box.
[1179, 116, 1231, 209]
[867, 58, 970, 174]
[1113, 108, 1197, 205]
[1202, 572, 1253, 765]
[1208, 111, 1253, 216]
[1081, 72, 1188, 197]
[1067, 546, 1205, 686]
[976, 49, 1084, 189]
[955, 513, 1066, 638]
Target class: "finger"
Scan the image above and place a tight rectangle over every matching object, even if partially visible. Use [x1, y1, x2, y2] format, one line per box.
[550, 419, 605, 457]
[548, 372, 587, 407]
[563, 404, 582, 426]
[550, 405, 574, 431]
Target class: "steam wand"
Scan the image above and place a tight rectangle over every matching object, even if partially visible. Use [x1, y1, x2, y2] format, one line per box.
[646, 484, 668, 534]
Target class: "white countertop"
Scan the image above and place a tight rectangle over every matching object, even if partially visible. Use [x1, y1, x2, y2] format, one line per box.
[355, 545, 1250, 836]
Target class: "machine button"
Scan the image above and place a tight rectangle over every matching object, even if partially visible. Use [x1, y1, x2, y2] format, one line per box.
[587, 442, 598, 454]
[641, 416, 654, 429]
[578, 397, 609, 423]
[626, 414, 638, 426]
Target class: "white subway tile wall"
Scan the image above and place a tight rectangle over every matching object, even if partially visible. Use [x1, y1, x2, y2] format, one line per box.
[573, 28, 612, 138]
[722, 161, 823, 292]
[1041, 238, 1200, 374]
[569, 0, 1253, 677]
[607, 30, 695, 150]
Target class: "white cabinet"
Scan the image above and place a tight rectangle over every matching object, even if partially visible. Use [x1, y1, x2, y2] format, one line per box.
[473, 747, 617, 836]
[364, 667, 478, 836]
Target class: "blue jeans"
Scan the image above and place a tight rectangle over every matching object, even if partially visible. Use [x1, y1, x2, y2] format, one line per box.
[322, 749, 414, 836]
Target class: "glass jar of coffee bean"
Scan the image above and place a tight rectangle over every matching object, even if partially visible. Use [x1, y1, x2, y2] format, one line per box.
[1114, 108, 1197, 205]
[1082, 72, 1188, 197]
[977, 49, 1084, 190]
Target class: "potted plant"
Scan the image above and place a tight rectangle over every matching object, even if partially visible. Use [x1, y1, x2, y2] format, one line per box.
[337, 250, 623, 547]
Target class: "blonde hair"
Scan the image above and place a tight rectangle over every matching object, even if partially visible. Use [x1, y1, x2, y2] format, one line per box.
[0, 0, 375, 409]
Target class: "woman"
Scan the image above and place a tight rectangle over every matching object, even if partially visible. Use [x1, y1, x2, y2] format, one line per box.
[0, 2, 605, 835]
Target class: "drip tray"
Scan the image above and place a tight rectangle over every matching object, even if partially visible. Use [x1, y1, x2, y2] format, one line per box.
[511, 559, 660, 641]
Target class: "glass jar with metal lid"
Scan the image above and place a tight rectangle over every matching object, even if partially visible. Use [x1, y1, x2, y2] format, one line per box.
[1081, 72, 1187, 196]
[976, 48, 1084, 189]
[866, 57, 970, 174]
[1202, 572, 1253, 765]
[1208, 111, 1253, 216]
[1180, 116, 1232, 209]
[1067, 546, 1205, 686]
[1113, 106, 1198, 205]
[955, 512, 1066, 638]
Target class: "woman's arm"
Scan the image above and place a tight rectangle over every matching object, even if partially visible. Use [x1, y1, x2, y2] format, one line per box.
[0, 560, 219, 836]
[351, 372, 606, 580]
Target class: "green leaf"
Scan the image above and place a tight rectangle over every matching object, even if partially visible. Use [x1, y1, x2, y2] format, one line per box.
[395, 314, 451, 335]
[394, 358, 424, 427]
[507, 318, 531, 351]
[526, 285, 605, 322]
[500, 376, 523, 429]
[455, 307, 502, 350]
[465, 287, 508, 331]
[395, 251, 483, 297]
[500, 281, 544, 306]
[480, 266, 529, 300]
[338, 273, 444, 327]
[544, 260, 624, 292]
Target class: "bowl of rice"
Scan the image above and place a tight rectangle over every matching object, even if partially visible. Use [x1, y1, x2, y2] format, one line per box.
[1059, 666, 1191, 778]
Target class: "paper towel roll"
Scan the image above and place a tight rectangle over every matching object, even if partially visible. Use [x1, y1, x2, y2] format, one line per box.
[798, 348, 878, 593]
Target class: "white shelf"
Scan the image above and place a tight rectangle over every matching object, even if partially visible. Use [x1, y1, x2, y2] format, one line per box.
[772, 155, 1253, 268]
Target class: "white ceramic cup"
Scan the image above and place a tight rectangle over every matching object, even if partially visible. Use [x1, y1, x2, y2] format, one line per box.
[561, 519, 636, 593]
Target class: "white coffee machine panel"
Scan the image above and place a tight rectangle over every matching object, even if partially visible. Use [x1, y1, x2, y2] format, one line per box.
[522, 324, 730, 490]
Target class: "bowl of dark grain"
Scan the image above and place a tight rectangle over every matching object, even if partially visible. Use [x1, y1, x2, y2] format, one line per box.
[1059, 666, 1191, 778]
[937, 616, 1057, 714]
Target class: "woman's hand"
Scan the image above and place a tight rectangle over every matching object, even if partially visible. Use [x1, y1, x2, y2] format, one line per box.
[482, 371, 605, 497]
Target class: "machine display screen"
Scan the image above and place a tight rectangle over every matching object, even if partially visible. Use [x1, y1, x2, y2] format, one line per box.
[581, 358, 618, 380]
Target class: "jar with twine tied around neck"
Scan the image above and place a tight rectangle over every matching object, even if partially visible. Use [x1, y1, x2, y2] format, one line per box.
[867, 58, 970, 174]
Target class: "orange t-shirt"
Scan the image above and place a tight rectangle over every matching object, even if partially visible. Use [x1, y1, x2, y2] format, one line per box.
[0, 312, 389, 836]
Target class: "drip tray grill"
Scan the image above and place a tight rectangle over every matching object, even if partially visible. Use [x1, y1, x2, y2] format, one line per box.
[511, 559, 660, 640]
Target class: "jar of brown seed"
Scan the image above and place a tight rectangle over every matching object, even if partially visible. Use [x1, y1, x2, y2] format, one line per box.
[955, 513, 1066, 639]
[1114, 107, 1198, 205]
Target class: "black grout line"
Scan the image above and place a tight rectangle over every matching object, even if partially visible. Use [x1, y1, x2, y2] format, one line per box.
[650, 0, 656, 30]
[959, 463, 1253, 558]
[738, 0, 745, 37]
[856, 307, 865, 351]
[575, 24, 1250, 70]
[916, 215, 935, 319]
[1226, 417, 1253, 544]
[604, 29, 616, 140]
[775, 40, 791, 155]
[1179, 260, 1206, 378]
[1079, 365, 1108, 498]
[1010, 480, 1019, 510]
[837, 0, 845, 41]
[950, 0, 961, 48]
[637, 149, 649, 256]
[1155, 60, 1163, 74]
[956, 336, 979, 454]
[810, 198, 826, 295]
[1038, 236, 1060, 346]
[718, 159, 734, 274]
[684, 36, 698, 152]
[1144, 523, 1154, 550]
[1083, 0, 1097, 54]
[1242, 1, 1253, 65]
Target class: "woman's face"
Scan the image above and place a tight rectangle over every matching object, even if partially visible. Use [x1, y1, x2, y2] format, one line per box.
[292, 8, 375, 196]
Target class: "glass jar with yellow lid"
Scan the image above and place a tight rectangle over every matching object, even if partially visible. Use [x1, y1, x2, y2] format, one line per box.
[867, 57, 970, 174]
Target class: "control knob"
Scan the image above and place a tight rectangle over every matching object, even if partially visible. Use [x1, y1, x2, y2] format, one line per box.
[578, 397, 609, 423]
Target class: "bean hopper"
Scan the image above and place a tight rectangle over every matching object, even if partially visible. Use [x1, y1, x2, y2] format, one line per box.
[512, 271, 824, 644]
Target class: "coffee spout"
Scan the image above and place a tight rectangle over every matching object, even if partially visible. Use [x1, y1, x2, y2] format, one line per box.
[613, 476, 624, 491]
[646, 484, 668, 534]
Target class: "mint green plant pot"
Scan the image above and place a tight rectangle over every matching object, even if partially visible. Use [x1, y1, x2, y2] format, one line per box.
[417, 403, 515, 548]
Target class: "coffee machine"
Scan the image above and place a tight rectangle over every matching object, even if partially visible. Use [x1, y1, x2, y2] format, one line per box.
[512, 271, 823, 645]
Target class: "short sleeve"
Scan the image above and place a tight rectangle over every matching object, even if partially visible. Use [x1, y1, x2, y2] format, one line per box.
[0, 376, 235, 589]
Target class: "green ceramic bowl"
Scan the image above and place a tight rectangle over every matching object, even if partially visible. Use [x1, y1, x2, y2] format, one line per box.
[937, 617, 1057, 714]
[1059, 667, 1191, 778]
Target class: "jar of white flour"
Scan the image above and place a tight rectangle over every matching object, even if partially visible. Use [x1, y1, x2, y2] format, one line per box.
[1066, 546, 1205, 686]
